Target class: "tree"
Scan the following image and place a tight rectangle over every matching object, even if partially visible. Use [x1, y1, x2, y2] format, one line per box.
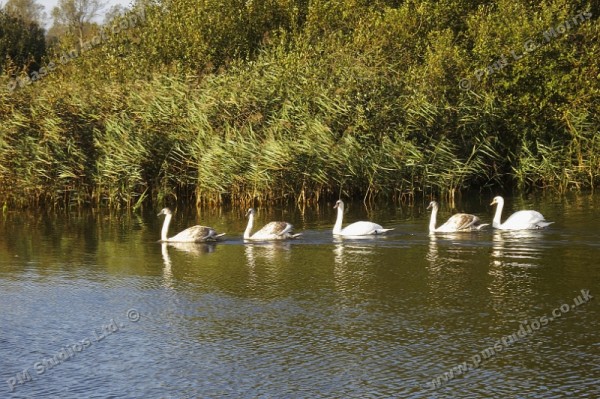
[103, 4, 124, 25]
[0, 9, 46, 74]
[3, 0, 45, 25]
[51, 0, 106, 47]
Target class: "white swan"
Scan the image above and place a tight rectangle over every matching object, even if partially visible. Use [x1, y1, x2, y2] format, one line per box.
[427, 201, 488, 233]
[490, 196, 553, 230]
[244, 208, 302, 240]
[333, 200, 393, 236]
[157, 208, 225, 242]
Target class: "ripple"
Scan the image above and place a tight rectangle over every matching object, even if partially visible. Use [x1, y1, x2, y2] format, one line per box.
[1, 201, 599, 398]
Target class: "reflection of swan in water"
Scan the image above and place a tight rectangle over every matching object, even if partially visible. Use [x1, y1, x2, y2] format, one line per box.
[426, 233, 481, 269]
[491, 230, 544, 268]
[333, 200, 393, 237]
[244, 241, 293, 289]
[161, 243, 174, 287]
[244, 241, 292, 266]
[426, 234, 440, 265]
[332, 238, 380, 293]
[333, 239, 345, 267]
[488, 230, 539, 309]
[157, 208, 225, 242]
[164, 241, 217, 256]
[427, 201, 488, 233]
[160, 242, 217, 282]
[425, 233, 486, 305]
[244, 208, 301, 240]
[490, 196, 553, 230]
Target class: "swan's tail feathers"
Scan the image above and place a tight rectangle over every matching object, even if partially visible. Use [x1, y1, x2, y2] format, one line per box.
[374, 228, 394, 235]
[291, 233, 302, 239]
[212, 232, 226, 239]
[474, 223, 489, 230]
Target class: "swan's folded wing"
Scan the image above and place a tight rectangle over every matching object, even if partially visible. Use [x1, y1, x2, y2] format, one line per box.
[171, 225, 219, 242]
[250, 221, 295, 239]
[503, 210, 550, 230]
[257, 221, 292, 236]
[341, 221, 392, 236]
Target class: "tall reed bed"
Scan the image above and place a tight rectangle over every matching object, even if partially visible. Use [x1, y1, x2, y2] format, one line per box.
[0, 48, 499, 208]
[1, 0, 598, 208]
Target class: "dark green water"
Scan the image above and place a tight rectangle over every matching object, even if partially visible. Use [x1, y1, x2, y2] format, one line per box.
[1, 194, 599, 398]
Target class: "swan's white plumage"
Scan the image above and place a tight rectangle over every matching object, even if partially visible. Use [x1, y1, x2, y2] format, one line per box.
[332, 200, 393, 236]
[490, 196, 553, 230]
[244, 208, 301, 240]
[427, 201, 488, 233]
[158, 208, 225, 242]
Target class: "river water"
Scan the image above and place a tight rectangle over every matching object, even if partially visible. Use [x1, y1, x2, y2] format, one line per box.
[1, 194, 599, 398]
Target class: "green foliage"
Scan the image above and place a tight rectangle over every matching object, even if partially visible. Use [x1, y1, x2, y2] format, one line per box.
[0, 9, 46, 74]
[0, 0, 598, 208]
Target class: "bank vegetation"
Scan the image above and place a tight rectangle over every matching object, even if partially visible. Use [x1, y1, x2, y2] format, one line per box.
[1, 0, 598, 208]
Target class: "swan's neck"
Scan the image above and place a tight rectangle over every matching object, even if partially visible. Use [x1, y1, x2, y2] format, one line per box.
[333, 206, 343, 234]
[161, 214, 172, 241]
[493, 201, 503, 228]
[244, 213, 254, 239]
[429, 207, 438, 232]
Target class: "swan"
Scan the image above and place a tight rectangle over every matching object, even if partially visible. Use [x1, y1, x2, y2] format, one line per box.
[157, 208, 225, 242]
[244, 208, 302, 240]
[427, 201, 488, 233]
[332, 199, 393, 236]
[490, 196, 553, 230]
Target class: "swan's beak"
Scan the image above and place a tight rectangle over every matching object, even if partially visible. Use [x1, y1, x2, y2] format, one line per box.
[157, 211, 163, 216]
[333, 202, 339, 209]
[426, 203, 432, 210]
[490, 199, 496, 206]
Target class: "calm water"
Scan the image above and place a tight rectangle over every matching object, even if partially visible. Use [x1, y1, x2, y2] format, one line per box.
[1, 194, 599, 398]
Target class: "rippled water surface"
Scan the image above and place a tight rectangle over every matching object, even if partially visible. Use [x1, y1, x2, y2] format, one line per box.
[1, 194, 599, 398]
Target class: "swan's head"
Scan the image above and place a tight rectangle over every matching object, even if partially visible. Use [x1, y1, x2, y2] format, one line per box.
[157, 208, 172, 217]
[490, 196, 504, 207]
[245, 208, 256, 218]
[427, 201, 438, 211]
[333, 200, 344, 210]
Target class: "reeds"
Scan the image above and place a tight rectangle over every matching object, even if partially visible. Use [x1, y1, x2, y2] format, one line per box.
[0, 0, 598, 209]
